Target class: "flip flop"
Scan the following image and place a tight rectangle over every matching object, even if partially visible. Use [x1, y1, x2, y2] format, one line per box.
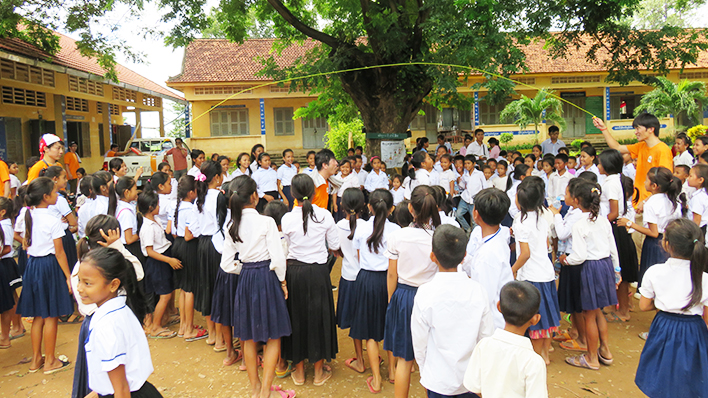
[639, 332, 649, 340]
[149, 330, 177, 339]
[553, 330, 571, 342]
[165, 316, 180, 327]
[44, 358, 71, 375]
[291, 372, 305, 386]
[223, 350, 243, 366]
[344, 357, 365, 373]
[276, 361, 293, 378]
[605, 312, 628, 323]
[10, 331, 26, 340]
[0, 344, 10, 349]
[565, 355, 599, 370]
[28, 357, 46, 373]
[598, 349, 614, 366]
[313, 365, 332, 387]
[559, 339, 587, 352]
[185, 328, 209, 342]
[366, 376, 382, 394]
[271, 385, 297, 398]
[213, 346, 227, 353]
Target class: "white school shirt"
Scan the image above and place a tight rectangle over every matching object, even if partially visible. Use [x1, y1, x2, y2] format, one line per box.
[338, 173, 360, 198]
[187, 165, 200, 177]
[548, 171, 573, 200]
[302, 166, 316, 175]
[683, 181, 697, 199]
[429, 169, 440, 186]
[513, 211, 555, 283]
[643, 192, 682, 233]
[466, 141, 489, 158]
[553, 207, 584, 255]
[199, 189, 221, 236]
[282, 205, 340, 264]
[249, 160, 259, 175]
[24, 208, 65, 257]
[85, 296, 154, 395]
[540, 138, 565, 156]
[578, 164, 604, 185]
[506, 179, 522, 219]
[464, 329, 549, 398]
[564, 214, 620, 273]
[623, 163, 636, 181]
[9, 174, 19, 191]
[357, 169, 369, 187]
[437, 169, 456, 194]
[229, 168, 248, 180]
[337, 218, 364, 281]
[156, 194, 176, 228]
[385, 227, 436, 287]
[640, 258, 708, 316]
[353, 218, 401, 272]
[674, 150, 695, 168]
[173, 201, 199, 238]
[116, 201, 138, 245]
[14, 206, 26, 236]
[277, 163, 297, 186]
[391, 187, 405, 205]
[221, 209, 287, 280]
[460, 226, 513, 330]
[433, 161, 443, 174]
[139, 217, 171, 257]
[689, 189, 708, 228]
[168, 177, 178, 201]
[0, 219, 15, 259]
[600, 174, 625, 218]
[411, 272, 494, 396]
[48, 193, 72, 230]
[492, 175, 508, 191]
[439, 210, 460, 227]
[461, 169, 486, 204]
[364, 170, 389, 192]
[402, 169, 431, 200]
[252, 167, 278, 197]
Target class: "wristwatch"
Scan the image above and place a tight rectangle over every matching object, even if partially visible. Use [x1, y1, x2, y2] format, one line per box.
[626, 221, 633, 228]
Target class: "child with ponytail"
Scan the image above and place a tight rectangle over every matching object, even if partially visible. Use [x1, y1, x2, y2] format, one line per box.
[222, 175, 293, 398]
[15, 177, 72, 373]
[144, 171, 174, 234]
[635, 218, 708, 397]
[41, 166, 79, 275]
[402, 151, 434, 200]
[76, 175, 95, 239]
[384, 185, 441, 397]
[109, 176, 143, 262]
[351, 188, 400, 393]
[560, 180, 620, 370]
[0, 197, 16, 349]
[687, 163, 708, 232]
[77, 247, 163, 398]
[336, 188, 367, 373]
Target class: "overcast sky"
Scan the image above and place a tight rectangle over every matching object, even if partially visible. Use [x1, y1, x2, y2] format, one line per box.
[60, 2, 708, 137]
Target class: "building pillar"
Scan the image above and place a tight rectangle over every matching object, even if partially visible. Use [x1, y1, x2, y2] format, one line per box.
[159, 109, 165, 137]
[473, 92, 479, 128]
[605, 87, 611, 121]
[135, 109, 142, 139]
[53, 94, 66, 140]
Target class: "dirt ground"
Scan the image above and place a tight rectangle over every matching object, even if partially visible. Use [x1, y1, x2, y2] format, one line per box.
[1, 257, 653, 398]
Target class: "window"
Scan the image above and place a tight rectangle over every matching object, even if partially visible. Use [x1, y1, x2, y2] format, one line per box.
[609, 94, 643, 120]
[66, 96, 89, 112]
[210, 109, 249, 136]
[274, 107, 294, 136]
[551, 75, 601, 84]
[0, 59, 55, 87]
[112, 87, 136, 102]
[194, 86, 253, 95]
[68, 75, 104, 96]
[1, 86, 46, 107]
[515, 77, 536, 85]
[477, 98, 512, 125]
[109, 104, 121, 115]
[142, 94, 162, 107]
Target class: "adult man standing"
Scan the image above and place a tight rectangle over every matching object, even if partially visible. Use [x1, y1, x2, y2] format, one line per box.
[310, 148, 341, 209]
[540, 126, 565, 155]
[163, 137, 189, 180]
[64, 141, 81, 194]
[466, 129, 489, 160]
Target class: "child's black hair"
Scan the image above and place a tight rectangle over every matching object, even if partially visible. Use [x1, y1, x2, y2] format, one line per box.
[257, 152, 271, 169]
[12, 185, 27, 220]
[542, 157, 554, 169]
[263, 201, 288, 227]
[632, 113, 661, 137]
[580, 145, 598, 165]
[431, 224, 468, 269]
[250, 144, 265, 163]
[558, 147, 570, 155]
[506, 163, 529, 192]
[78, 214, 121, 260]
[647, 166, 687, 216]
[137, 189, 159, 216]
[314, 149, 336, 171]
[227, 175, 258, 243]
[173, 175, 196, 230]
[701, 152, 708, 165]
[0, 197, 13, 248]
[157, 162, 170, 173]
[532, 144, 542, 153]
[337, 187, 363, 240]
[408, 151, 428, 180]
[431, 185, 453, 215]
[675, 164, 691, 176]
[499, 281, 541, 327]
[410, 185, 441, 227]
[282, 148, 293, 158]
[516, 176, 545, 223]
[39, 165, 65, 180]
[144, 171, 169, 195]
[108, 176, 136, 216]
[664, 218, 707, 311]
[577, 170, 598, 183]
[393, 199, 413, 227]
[82, 247, 147, 324]
[473, 188, 510, 226]
[392, 174, 404, 185]
[464, 154, 477, 164]
[291, 173, 320, 235]
[524, 153, 536, 162]
[548, 125, 560, 134]
[191, 149, 205, 162]
[23, 177, 55, 248]
[555, 153, 569, 164]
[195, 160, 222, 212]
[367, 189, 393, 253]
[570, 179, 602, 220]
[453, 154, 465, 163]
[76, 167, 86, 176]
[692, 164, 708, 192]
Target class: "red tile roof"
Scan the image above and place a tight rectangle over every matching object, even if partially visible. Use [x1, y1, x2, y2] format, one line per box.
[0, 32, 184, 101]
[168, 37, 708, 84]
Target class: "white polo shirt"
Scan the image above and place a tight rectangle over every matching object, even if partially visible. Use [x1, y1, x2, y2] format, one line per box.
[139, 217, 172, 257]
[116, 201, 138, 245]
[353, 218, 400, 272]
[277, 163, 297, 186]
[24, 208, 65, 257]
[282, 205, 340, 264]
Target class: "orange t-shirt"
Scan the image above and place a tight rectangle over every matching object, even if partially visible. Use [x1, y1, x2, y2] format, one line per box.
[0, 160, 9, 185]
[27, 159, 52, 183]
[64, 152, 80, 179]
[627, 141, 674, 204]
[312, 182, 330, 209]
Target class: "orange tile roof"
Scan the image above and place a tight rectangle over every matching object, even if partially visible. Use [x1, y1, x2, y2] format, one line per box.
[0, 32, 184, 101]
[168, 37, 708, 84]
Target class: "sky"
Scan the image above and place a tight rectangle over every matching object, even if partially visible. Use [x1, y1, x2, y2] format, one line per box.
[60, 1, 708, 137]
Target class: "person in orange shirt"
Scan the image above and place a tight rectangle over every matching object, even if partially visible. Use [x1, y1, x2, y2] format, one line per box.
[64, 141, 81, 195]
[0, 159, 10, 197]
[594, 113, 673, 212]
[27, 134, 64, 183]
[311, 149, 340, 210]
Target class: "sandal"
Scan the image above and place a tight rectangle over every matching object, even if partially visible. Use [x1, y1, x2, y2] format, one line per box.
[291, 372, 305, 386]
[565, 355, 599, 370]
[553, 330, 571, 342]
[559, 339, 587, 352]
[605, 312, 628, 323]
[149, 330, 177, 339]
[276, 361, 293, 378]
[271, 385, 296, 398]
[344, 357, 365, 373]
[28, 356, 46, 373]
[223, 349, 243, 366]
[185, 329, 209, 342]
[10, 331, 26, 340]
[366, 376, 382, 394]
[0, 343, 10, 349]
[44, 356, 71, 375]
[598, 349, 613, 366]
[313, 365, 332, 387]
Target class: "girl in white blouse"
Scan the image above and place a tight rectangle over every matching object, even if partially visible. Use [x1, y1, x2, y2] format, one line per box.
[687, 164, 708, 230]
[252, 153, 282, 213]
[402, 151, 434, 200]
[229, 152, 251, 180]
[578, 146, 604, 185]
[109, 177, 141, 258]
[635, 218, 708, 397]
[187, 149, 205, 177]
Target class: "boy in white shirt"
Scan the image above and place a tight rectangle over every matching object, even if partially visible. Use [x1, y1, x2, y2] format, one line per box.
[674, 164, 696, 198]
[456, 155, 486, 232]
[412, 225, 494, 398]
[548, 153, 574, 216]
[464, 281, 549, 398]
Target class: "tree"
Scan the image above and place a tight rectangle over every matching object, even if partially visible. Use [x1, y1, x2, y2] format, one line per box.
[499, 90, 567, 144]
[324, 119, 366, 159]
[167, 102, 187, 138]
[630, 0, 706, 29]
[635, 77, 708, 132]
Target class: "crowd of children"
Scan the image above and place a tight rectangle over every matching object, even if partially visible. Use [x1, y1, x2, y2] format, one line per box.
[1, 117, 708, 398]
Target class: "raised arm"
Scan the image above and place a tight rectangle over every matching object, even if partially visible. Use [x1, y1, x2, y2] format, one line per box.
[593, 118, 629, 154]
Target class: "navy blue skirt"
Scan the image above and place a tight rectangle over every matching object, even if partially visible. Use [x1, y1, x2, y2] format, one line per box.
[636, 311, 708, 398]
[349, 270, 388, 342]
[611, 222, 638, 283]
[16, 255, 73, 318]
[557, 264, 584, 314]
[0, 258, 14, 313]
[144, 247, 175, 296]
[639, 235, 669, 288]
[2, 257, 22, 289]
[98, 380, 163, 398]
[580, 257, 618, 311]
[62, 228, 77, 272]
[171, 237, 198, 293]
[384, 283, 418, 361]
[282, 185, 293, 211]
[233, 260, 291, 342]
[336, 277, 357, 329]
[71, 314, 92, 398]
[195, 235, 220, 316]
[210, 267, 238, 327]
[527, 280, 561, 334]
[16, 247, 27, 276]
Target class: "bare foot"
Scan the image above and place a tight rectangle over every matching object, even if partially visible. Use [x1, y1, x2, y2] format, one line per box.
[313, 364, 333, 386]
[345, 358, 366, 373]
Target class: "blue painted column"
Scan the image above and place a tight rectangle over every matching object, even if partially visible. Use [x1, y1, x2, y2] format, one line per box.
[473, 92, 479, 128]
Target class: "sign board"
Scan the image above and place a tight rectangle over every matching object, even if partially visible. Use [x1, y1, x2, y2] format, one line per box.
[366, 133, 408, 140]
[560, 92, 586, 98]
[474, 92, 479, 127]
[612, 124, 667, 131]
[605, 87, 611, 121]
[381, 141, 405, 168]
[66, 115, 86, 121]
[259, 99, 265, 135]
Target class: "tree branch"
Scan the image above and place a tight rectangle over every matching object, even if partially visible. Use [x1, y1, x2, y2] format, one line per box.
[411, 0, 428, 56]
[265, 0, 341, 49]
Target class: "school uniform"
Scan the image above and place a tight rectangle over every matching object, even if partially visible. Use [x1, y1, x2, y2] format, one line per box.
[364, 170, 389, 193]
[169, 201, 199, 294]
[623, 163, 636, 181]
[512, 211, 560, 338]
[156, 194, 176, 232]
[116, 200, 145, 263]
[411, 272, 494, 397]
[277, 163, 297, 210]
[335, 173, 361, 222]
[349, 219, 401, 341]
[635, 258, 708, 398]
[682, 181, 697, 200]
[15, 208, 73, 318]
[9, 174, 20, 193]
[402, 169, 430, 200]
[85, 296, 162, 398]
[222, 209, 291, 342]
[168, 177, 178, 201]
[14, 207, 28, 276]
[553, 208, 585, 314]
[578, 164, 604, 185]
[689, 188, 708, 230]
[548, 171, 573, 216]
[77, 197, 94, 239]
[252, 166, 279, 213]
[565, 214, 620, 311]
[492, 174, 508, 191]
[439, 211, 460, 227]
[601, 174, 639, 284]
[194, 189, 225, 316]
[49, 192, 78, 270]
[210, 220, 240, 327]
[391, 187, 405, 206]
[140, 217, 174, 296]
[438, 169, 456, 194]
[384, 226, 437, 361]
[464, 329, 549, 398]
[456, 169, 486, 231]
[639, 193, 682, 286]
[0, 219, 21, 291]
[229, 168, 249, 180]
[356, 169, 369, 188]
[429, 169, 440, 187]
[459, 226, 513, 330]
[335, 218, 364, 329]
[281, 205, 340, 364]
[187, 165, 200, 177]
[673, 150, 695, 168]
[0, 243, 14, 315]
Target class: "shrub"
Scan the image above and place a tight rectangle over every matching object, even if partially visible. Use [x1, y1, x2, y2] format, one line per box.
[324, 119, 365, 159]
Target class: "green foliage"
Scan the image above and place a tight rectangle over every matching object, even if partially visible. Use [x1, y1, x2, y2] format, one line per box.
[629, 0, 706, 29]
[499, 90, 566, 143]
[635, 77, 708, 131]
[324, 119, 365, 159]
[501, 143, 534, 152]
[570, 139, 584, 150]
[499, 133, 514, 145]
[617, 137, 675, 146]
[167, 102, 186, 138]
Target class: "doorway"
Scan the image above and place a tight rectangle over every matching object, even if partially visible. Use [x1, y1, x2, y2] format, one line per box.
[66, 121, 91, 157]
[561, 96, 587, 138]
[302, 117, 328, 149]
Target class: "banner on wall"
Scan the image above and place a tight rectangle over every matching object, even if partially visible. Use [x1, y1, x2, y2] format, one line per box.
[381, 140, 405, 168]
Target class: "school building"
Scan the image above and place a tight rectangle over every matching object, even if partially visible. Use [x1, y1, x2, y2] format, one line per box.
[0, 31, 185, 177]
[168, 38, 708, 158]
